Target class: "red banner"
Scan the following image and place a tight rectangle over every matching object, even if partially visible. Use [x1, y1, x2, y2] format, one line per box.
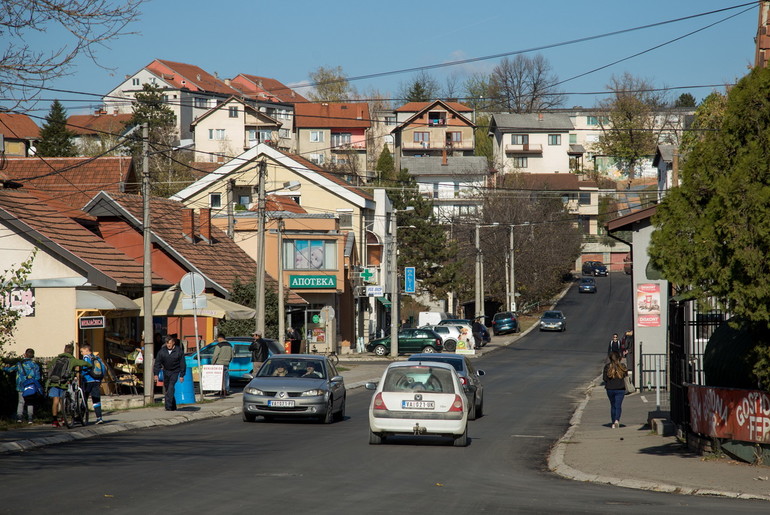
[636, 283, 660, 327]
[688, 385, 770, 443]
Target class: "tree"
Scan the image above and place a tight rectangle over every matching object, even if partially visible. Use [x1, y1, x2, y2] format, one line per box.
[398, 71, 440, 103]
[36, 100, 77, 157]
[594, 73, 667, 179]
[0, 249, 37, 354]
[463, 73, 497, 111]
[678, 91, 727, 159]
[648, 67, 770, 387]
[217, 277, 279, 340]
[375, 145, 395, 182]
[1, 0, 143, 107]
[473, 114, 493, 167]
[674, 93, 697, 108]
[489, 54, 566, 113]
[308, 66, 355, 102]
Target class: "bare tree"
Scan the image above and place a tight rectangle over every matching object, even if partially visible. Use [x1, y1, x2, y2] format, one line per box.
[308, 66, 356, 102]
[1, 0, 144, 107]
[490, 54, 566, 113]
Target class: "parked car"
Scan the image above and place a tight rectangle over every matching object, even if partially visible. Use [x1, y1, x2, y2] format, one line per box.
[420, 325, 461, 352]
[578, 277, 597, 293]
[581, 261, 598, 275]
[438, 319, 482, 347]
[407, 353, 485, 420]
[185, 336, 283, 380]
[366, 328, 444, 356]
[539, 310, 567, 332]
[242, 354, 345, 423]
[491, 311, 519, 335]
[366, 361, 469, 446]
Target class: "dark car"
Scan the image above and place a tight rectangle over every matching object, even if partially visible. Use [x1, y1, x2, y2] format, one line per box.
[408, 353, 486, 420]
[185, 336, 283, 380]
[582, 260, 608, 276]
[539, 310, 567, 332]
[491, 311, 519, 335]
[366, 328, 444, 356]
[578, 277, 597, 293]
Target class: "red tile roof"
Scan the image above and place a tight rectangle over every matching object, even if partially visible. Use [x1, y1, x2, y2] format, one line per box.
[263, 195, 306, 213]
[0, 113, 40, 140]
[231, 74, 309, 103]
[394, 101, 472, 113]
[66, 113, 134, 136]
[273, 148, 373, 201]
[501, 173, 598, 191]
[294, 102, 371, 129]
[147, 59, 241, 96]
[0, 157, 139, 208]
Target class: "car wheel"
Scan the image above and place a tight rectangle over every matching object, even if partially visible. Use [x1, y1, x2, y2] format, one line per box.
[369, 430, 383, 445]
[453, 424, 469, 447]
[444, 339, 457, 352]
[476, 398, 484, 418]
[373, 345, 388, 357]
[421, 346, 436, 353]
[468, 396, 477, 421]
[320, 399, 334, 424]
[242, 411, 257, 423]
[333, 396, 346, 422]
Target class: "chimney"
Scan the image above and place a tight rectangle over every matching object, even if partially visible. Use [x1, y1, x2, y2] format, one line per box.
[199, 208, 212, 243]
[182, 208, 195, 242]
[538, 113, 544, 121]
[442, 147, 448, 166]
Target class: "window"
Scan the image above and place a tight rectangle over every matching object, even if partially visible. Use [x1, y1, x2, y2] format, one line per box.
[428, 111, 447, 126]
[132, 78, 140, 86]
[208, 129, 226, 140]
[548, 134, 561, 145]
[337, 209, 353, 229]
[579, 192, 591, 205]
[511, 134, 528, 145]
[331, 133, 351, 147]
[385, 115, 397, 126]
[259, 129, 272, 142]
[458, 205, 478, 217]
[279, 129, 291, 139]
[587, 116, 598, 126]
[247, 129, 257, 143]
[569, 134, 577, 144]
[209, 193, 222, 208]
[309, 153, 324, 165]
[310, 131, 324, 143]
[414, 132, 430, 143]
[194, 97, 207, 108]
[238, 195, 251, 207]
[513, 157, 528, 168]
[284, 240, 337, 270]
[447, 132, 462, 145]
[228, 106, 239, 118]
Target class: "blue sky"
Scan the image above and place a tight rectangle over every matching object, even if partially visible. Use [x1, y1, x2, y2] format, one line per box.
[16, 1, 759, 117]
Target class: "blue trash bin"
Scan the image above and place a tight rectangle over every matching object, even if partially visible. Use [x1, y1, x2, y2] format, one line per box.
[174, 367, 195, 405]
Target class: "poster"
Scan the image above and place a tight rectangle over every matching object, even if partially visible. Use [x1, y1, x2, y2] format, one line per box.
[636, 283, 661, 327]
[201, 365, 224, 392]
[689, 385, 770, 443]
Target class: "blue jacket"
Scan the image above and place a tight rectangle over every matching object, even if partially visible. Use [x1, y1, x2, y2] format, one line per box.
[82, 354, 102, 383]
[2, 359, 41, 392]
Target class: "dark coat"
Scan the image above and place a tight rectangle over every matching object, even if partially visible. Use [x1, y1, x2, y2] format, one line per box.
[249, 338, 268, 362]
[153, 345, 186, 376]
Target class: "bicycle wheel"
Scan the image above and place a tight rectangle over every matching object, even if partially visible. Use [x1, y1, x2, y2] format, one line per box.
[77, 389, 89, 426]
[329, 352, 339, 366]
[61, 392, 75, 429]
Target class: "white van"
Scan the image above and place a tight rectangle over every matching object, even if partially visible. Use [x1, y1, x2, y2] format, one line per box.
[418, 311, 451, 327]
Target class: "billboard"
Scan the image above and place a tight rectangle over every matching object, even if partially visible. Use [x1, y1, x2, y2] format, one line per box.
[636, 283, 661, 327]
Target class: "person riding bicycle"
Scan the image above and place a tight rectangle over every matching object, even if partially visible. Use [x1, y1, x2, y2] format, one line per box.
[46, 343, 88, 427]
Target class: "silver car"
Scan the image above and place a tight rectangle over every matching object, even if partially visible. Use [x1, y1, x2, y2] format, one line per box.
[539, 310, 567, 332]
[420, 324, 461, 352]
[242, 355, 346, 423]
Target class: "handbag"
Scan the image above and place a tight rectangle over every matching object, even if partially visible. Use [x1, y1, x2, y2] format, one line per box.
[624, 375, 635, 395]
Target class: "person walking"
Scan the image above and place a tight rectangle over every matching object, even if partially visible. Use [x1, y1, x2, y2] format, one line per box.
[2, 348, 41, 424]
[153, 336, 186, 411]
[212, 334, 233, 396]
[603, 351, 628, 428]
[46, 343, 89, 427]
[607, 333, 626, 356]
[80, 344, 104, 424]
[249, 332, 268, 376]
[471, 318, 485, 350]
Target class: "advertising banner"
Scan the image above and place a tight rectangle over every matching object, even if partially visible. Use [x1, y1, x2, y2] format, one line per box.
[636, 283, 661, 327]
[201, 365, 224, 392]
[688, 385, 770, 443]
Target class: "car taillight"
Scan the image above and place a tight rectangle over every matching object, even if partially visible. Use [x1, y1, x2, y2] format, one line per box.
[449, 394, 464, 412]
[436, 339, 442, 347]
[373, 392, 387, 410]
[459, 376, 468, 385]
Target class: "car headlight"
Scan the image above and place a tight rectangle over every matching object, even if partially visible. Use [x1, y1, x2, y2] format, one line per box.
[301, 389, 325, 396]
[245, 387, 264, 395]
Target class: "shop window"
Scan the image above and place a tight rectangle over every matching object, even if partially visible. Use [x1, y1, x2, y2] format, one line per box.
[284, 240, 337, 270]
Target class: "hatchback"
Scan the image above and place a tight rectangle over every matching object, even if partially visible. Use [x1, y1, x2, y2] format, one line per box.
[366, 361, 469, 446]
[491, 311, 519, 335]
[578, 277, 597, 293]
[366, 328, 444, 356]
[408, 353, 485, 420]
[419, 325, 461, 352]
[539, 310, 567, 332]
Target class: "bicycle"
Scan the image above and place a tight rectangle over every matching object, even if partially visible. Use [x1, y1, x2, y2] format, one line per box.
[310, 345, 339, 366]
[61, 373, 89, 428]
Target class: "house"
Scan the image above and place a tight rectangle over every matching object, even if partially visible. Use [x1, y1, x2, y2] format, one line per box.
[66, 110, 135, 156]
[653, 144, 677, 201]
[293, 102, 370, 174]
[0, 113, 39, 157]
[488, 113, 575, 174]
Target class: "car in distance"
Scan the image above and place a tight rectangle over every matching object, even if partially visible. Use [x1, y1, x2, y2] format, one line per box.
[491, 311, 519, 335]
[185, 337, 283, 380]
[419, 325, 460, 352]
[539, 310, 567, 332]
[438, 319, 481, 347]
[366, 361, 469, 446]
[242, 354, 345, 423]
[366, 328, 444, 356]
[578, 277, 597, 294]
[407, 353, 485, 420]
[582, 260, 608, 276]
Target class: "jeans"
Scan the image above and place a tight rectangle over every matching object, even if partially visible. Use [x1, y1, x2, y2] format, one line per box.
[162, 371, 180, 410]
[606, 389, 626, 423]
[83, 381, 103, 419]
[16, 392, 34, 421]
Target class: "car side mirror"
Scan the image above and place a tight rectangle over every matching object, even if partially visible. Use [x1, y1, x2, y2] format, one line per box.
[477, 370, 485, 376]
[244, 373, 253, 380]
[364, 382, 377, 390]
[331, 375, 343, 383]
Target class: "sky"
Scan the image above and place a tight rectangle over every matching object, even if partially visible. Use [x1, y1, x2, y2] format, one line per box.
[11, 1, 761, 118]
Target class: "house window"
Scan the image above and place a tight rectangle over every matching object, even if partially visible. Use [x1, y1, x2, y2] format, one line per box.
[428, 111, 447, 126]
[284, 240, 337, 270]
[569, 134, 577, 144]
[259, 129, 272, 143]
[458, 205, 478, 217]
[132, 78, 140, 86]
[238, 195, 251, 207]
[310, 131, 324, 143]
[194, 97, 207, 108]
[447, 132, 462, 145]
[548, 134, 561, 145]
[579, 192, 591, 205]
[337, 209, 353, 229]
[229, 106, 239, 118]
[209, 193, 222, 208]
[309, 153, 324, 165]
[414, 132, 430, 143]
[587, 116, 598, 125]
[208, 129, 226, 140]
[331, 133, 351, 148]
[511, 134, 528, 145]
[513, 157, 528, 168]
[385, 115, 397, 126]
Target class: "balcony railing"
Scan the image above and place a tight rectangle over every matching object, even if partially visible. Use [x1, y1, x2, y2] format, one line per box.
[505, 143, 543, 154]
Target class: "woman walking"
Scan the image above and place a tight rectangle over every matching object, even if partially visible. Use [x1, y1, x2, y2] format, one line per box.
[603, 351, 628, 428]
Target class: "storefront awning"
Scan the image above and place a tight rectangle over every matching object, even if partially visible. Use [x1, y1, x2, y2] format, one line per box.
[76, 290, 140, 311]
[377, 296, 391, 309]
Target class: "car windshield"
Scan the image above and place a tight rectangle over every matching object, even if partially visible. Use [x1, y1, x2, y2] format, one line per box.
[382, 366, 456, 393]
[257, 359, 325, 379]
[543, 311, 562, 319]
[581, 279, 594, 284]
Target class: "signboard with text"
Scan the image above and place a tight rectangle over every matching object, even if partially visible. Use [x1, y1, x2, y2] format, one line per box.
[689, 385, 770, 443]
[79, 316, 106, 330]
[289, 275, 336, 288]
[404, 267, 415, 294]
[201, 365, 224, 392]
[636, 283, 661, 327]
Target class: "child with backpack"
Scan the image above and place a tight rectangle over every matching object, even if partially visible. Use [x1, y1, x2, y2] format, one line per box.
[2, 348, 42, 424]
[46, 343, 89, 427]
[80, 344, 105, 424]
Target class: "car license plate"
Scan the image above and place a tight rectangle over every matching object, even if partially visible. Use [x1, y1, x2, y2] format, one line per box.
[268, 400, 295, 407]
[402, 400, 435, 409]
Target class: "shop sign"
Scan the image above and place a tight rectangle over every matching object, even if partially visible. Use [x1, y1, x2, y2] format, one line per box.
[289, 275, 336, 288]
[636, 283, 661, 327]
[201, 365, 224, 392]
[79, 316, 106, 330]
[689, 385, 770, 443]
[1, 287, 35, 317]
[366, 285, 384, 297]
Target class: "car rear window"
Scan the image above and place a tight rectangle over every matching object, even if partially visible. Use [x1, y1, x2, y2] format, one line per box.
[382, 366, 456, 393]
[407, 357, 463, 372]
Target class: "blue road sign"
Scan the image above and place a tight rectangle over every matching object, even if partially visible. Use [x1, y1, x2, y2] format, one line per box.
[404, 266, 416, 294]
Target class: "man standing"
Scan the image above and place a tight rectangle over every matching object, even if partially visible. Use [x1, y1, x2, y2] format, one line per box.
[46, 343, 89, 427]
[286, 327, 301, 353]
[608, 333, 626, 356]
[472, 318, 485, 350]
[249, 332, 268, 376]
[80, 344, 104, 424]
[212, 334, 233, 396]
[2, 348, 41, 424]
[153, 336, 186, 411]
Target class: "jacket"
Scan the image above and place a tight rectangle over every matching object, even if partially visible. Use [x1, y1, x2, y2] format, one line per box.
[607, 339, 625, 355]
[153, 345, 186, 376]
[249, 338, 268, 362]
[82, 354, 102, 383]
[603, 362, 627, 390]
[3, 359, 41, 392]
[46, 353, 90, 389]
[212, 341, 233, 366]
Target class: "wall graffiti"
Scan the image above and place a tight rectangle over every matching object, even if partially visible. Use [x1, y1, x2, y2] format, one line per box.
[689, 385, 770, 443]
[0, 287, 35, 317]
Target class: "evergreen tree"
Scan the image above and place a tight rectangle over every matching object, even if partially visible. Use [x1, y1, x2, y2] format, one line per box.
[217, 277, 279, 339]
[36, 100, 77, 157]
[473, 114, 493, 166]
[673, 93, 697, 108]
[375, 145, 395, 182]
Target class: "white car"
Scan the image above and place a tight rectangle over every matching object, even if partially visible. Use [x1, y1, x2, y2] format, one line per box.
[365, 361, 469, 446]
[419, 324, 461, 352]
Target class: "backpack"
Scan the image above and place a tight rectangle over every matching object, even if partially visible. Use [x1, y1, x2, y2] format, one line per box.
[19, 362, 43, 398]
[48, 355, 72, 384]
[89, 355, 105, 380]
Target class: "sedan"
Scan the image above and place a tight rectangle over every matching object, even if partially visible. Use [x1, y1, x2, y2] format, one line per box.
[185, 337, 283, 380]
[366, 328, 444, 356]
[578, 277, 597, 293]
[366, 361, 469, 446]
[539, 310, 567, 332]
[407, 353, 485, 420]
[242, 355, 345, 423]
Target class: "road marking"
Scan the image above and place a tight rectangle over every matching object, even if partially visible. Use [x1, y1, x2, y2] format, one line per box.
[511, 434, 545, 438]
[640, 395, 649, 403]
[251, 472, 302, 477]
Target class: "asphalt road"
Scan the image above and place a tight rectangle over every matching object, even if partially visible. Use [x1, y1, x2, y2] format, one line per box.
[1, 273, 766, 514]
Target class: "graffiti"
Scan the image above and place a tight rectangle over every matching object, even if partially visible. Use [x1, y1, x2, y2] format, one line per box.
[0, 287, 35, 317]
[689, 385, 770, 443]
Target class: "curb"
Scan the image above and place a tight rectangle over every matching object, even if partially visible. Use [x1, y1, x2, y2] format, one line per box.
[547, 378, 770, 502]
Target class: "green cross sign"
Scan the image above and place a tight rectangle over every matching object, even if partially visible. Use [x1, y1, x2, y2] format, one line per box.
[360, 267, 374, 282]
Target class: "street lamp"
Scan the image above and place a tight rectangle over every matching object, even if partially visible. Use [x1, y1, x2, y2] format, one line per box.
[475, 222, 499, 323]
[390, 206, 414, 358]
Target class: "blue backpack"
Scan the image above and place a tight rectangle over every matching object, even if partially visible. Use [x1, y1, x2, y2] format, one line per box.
[19, 362, 43, 398]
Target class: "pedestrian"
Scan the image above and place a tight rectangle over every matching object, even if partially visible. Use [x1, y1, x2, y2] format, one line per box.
[2, 348, 41, 424]
[153, 336, 186, 411]
[472, 318, 485, 350]
[249, 331, 268, 376]
[603, 351, 628, 428]
[80, 344, 104, 424]
[212, 334, 233, 395]
[46, 343, 89, 427]
[607, 333, 626, 356]
[286, 327, 301, 352]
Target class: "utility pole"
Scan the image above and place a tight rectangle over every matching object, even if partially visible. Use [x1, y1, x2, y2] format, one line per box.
[509, 225, 516, 312]
[474, 224, 481, 321]
[390, 210, 399, 358]
[277, 218, 285, 348]
[255, 159, 267, 335]
[227, 179, 235, 238]
[141, 123, 154, 405]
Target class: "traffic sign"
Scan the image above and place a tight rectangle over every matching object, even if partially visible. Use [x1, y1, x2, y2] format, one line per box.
[180, 272, 205, 296]
[404, 267, 416, 294]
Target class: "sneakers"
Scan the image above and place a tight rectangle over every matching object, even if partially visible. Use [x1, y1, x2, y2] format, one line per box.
[27, 420, 33, 425]
[15, 419, 22, 424]
[612, 421, 619, 429]
[52, 419, 60, 428]
[95, 418, 104, 425]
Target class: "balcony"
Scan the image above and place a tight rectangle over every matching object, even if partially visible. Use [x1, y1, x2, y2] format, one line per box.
[331, 141, 366, 151]
[505, 143, 543, 154]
